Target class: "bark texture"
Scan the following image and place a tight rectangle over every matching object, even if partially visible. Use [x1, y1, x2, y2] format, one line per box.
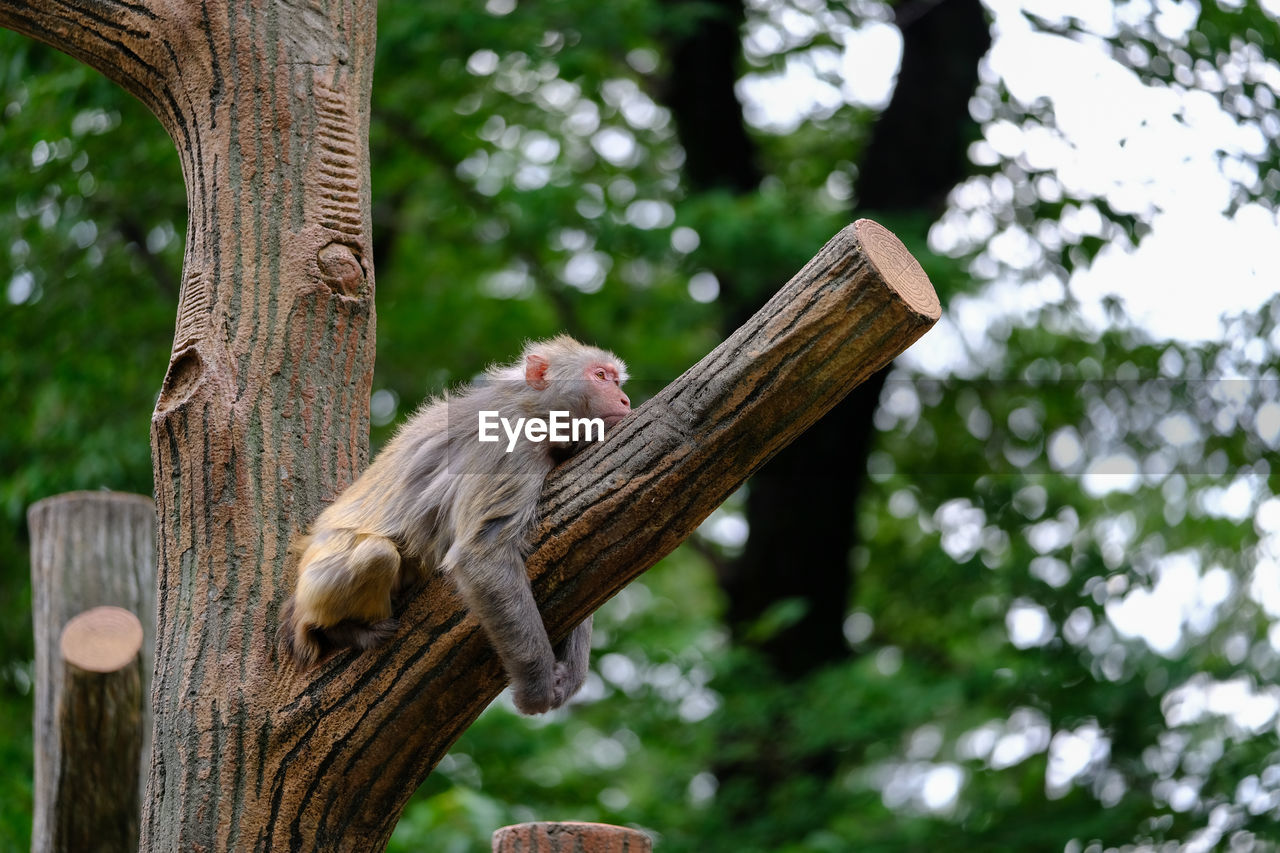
[493, 822, 653, 853]
[54, 607, 146, 853]
[27, 492, 155, 853]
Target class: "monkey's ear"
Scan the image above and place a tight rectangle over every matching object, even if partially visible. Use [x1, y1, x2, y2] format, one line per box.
[525, 353, 550, 390]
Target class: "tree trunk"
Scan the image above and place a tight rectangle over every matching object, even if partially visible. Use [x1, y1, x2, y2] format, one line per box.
[661, 0, 760, 194]
[727, 0, 994, 670]
[658, 0, 991, 826]
[664, 0, 991, 672]
[857, 0, 993, 215]
[0, 0, 379, 847]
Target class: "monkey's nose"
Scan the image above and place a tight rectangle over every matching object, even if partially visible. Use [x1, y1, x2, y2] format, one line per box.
[621, 394, 631, 408]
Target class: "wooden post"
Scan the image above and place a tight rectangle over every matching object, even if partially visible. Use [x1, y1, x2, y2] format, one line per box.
[493, 822, 653, 852]
[54, 607, 146, 853]
[28, 492, 155, 853]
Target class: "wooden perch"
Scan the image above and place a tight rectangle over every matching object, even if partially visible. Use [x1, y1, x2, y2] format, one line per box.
[27, 492, 155, 853]
[271, 219, 940, 847]
[55, 607, 146, 853]
[493, 821, 653, 852]
[530, 218, 940, 620]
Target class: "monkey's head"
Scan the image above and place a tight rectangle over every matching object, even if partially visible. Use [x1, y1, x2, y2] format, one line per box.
[519, 335, 631, 428]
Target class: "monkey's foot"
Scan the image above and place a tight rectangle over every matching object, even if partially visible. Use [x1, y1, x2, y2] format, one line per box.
[325, 617, 399, 651]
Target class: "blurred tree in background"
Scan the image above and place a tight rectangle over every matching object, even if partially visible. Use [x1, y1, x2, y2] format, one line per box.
[2, 1, 1279, 851]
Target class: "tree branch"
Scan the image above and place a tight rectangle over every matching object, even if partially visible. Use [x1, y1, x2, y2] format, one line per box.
[0, 0, 177, 121]
[529, 219, 939, 622]
[264, 218, 941, 847]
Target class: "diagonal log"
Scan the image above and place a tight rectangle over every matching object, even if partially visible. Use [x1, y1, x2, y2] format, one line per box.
[531, 218, 940, 625]
[271, 218, 940, 847]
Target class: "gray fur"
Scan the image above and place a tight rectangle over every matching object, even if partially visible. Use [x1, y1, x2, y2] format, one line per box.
[281, 337, 628, 714]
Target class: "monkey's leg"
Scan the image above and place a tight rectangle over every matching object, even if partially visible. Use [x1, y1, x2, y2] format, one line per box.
[449, 544, 567, 714]
[554, 616, 593, 700]
[342, 534, 403, 622]
[288, 532, 402, 665]
[322, 534, 403, 649]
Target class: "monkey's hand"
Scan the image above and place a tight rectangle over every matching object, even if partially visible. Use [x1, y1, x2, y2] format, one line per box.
[511, 660, 575, 715]
[446, 541, 586, 714]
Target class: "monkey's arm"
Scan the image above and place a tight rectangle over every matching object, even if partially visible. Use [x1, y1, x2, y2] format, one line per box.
[448, 540, 571, 714]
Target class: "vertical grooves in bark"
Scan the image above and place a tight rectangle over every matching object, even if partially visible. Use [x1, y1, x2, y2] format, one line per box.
[314, 77, 366, 240]
[175, 269, 213, 350]
[114, 2, 380, 849]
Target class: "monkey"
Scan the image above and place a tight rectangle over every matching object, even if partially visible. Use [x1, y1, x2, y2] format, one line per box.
[279, 335, 631, 714]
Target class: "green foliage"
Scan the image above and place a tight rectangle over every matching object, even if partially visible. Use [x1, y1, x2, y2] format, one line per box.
[3, 1, 1280, 851]
[0, 696, 33, 852]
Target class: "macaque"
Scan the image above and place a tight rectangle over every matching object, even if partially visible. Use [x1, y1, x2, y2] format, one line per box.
[280, 335, 630, 714]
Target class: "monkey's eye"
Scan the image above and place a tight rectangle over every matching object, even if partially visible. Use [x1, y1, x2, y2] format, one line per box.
[594, 369, 606, 380]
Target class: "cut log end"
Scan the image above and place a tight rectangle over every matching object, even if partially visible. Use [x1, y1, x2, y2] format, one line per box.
[855, 218, 941, 321]
[492, 821, 653, 852]
[60, 606, 144, 673]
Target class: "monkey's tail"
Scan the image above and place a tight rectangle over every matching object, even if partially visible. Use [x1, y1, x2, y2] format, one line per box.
[277, 533, 324, 667]
[277, 595, 319, 668]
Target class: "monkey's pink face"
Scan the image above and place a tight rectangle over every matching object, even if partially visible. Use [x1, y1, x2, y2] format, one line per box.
[585, 362, 631, 427]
